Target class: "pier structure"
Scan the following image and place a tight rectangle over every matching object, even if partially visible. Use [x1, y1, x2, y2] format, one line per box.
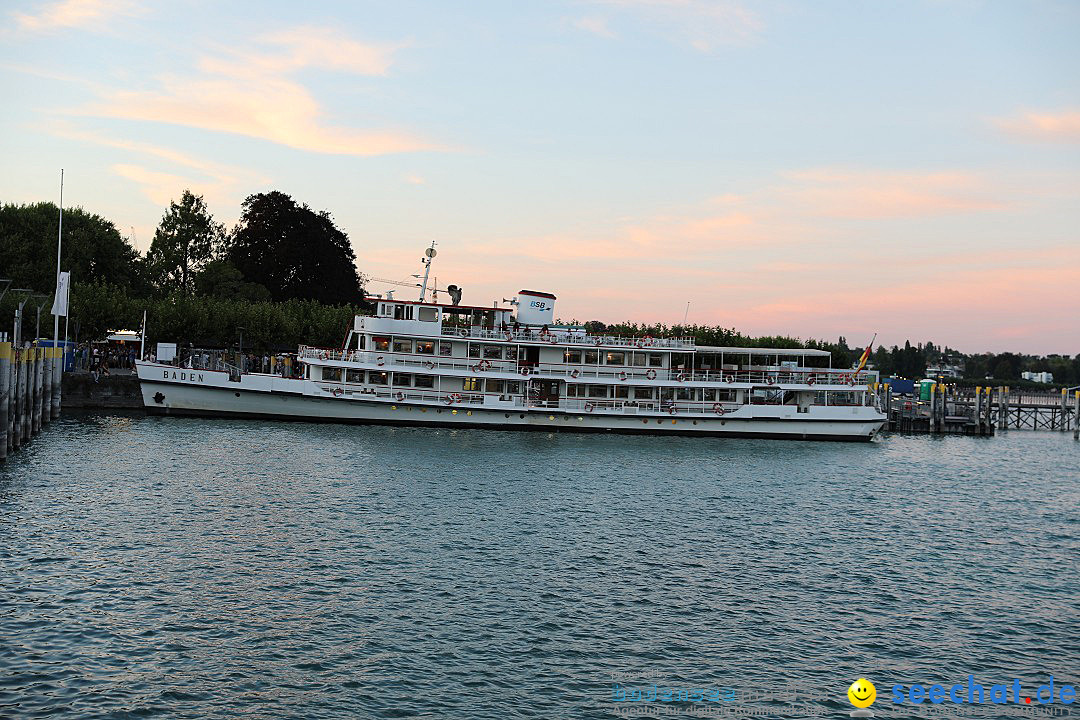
[2, 341, 62, 460]
[879, 382, 1080, 436]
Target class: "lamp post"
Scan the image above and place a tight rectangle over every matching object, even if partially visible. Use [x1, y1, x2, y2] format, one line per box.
[237, 326, 245, 372]
[32, 294, 53, 343]
[11, 289, 33, 347]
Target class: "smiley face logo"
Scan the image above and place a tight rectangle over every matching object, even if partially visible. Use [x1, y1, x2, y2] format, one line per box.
[848, 678, 876, 708]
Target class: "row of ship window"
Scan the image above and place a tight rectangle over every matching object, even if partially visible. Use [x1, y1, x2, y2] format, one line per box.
[362, 335, 668, 365]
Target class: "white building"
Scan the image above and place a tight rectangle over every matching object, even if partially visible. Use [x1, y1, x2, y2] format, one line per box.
[1021, 371, 1054, 384]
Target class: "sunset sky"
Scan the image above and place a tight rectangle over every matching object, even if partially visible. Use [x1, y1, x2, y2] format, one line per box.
[2, 0, 1078, 354]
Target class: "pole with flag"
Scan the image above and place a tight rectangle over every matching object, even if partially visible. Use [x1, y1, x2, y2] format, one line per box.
[50, 170, 65, 419]
[853, 333, 877, 378]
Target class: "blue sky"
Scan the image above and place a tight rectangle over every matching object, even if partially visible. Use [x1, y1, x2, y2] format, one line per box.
[2, 0, 1078, 353]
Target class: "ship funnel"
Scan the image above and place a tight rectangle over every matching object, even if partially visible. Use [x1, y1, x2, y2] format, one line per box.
[516, 290, 556, 326]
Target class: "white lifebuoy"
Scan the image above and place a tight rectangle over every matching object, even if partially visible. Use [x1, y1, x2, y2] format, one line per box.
[677, 373, 688, 382]
[584, 402, 594, 412]
[724, 374, 734, 384]
[332, 387, 343, 397]
[619, 371, 627, 382]
[645, 369, 657, 380]
[376, 355, 385, 367]
[319, 351, 328, 361]
[766, 376, 775, 385]
[444, 392, 461, 405]
[667, 405, 677, 415]
[713, 403, 725, 415]
[519, 366, 531, 376]
[458, 329, 468, 338]
[807, 375, 816, 386]
[395, 391, 405, 401]
[425, 360, 436, 370]
[569, 368, 580, 379]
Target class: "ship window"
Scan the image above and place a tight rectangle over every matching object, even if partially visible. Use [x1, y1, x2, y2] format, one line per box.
[505, 381, 521, 394]
[585, 349, 599, 364]
[564, 349, 582, 364]
[488, 379, 504, 393]
[373, 337, 390, 352]
[393, 339, 413, 353]
[588, 385, 608, 398]
[439, 342, 453, 357]
[468, 343, 481, 359]
[414, 375, 435, 389]
[379, 303, 388, 316]
[567, 384, 581, 397]
[418, 307, 438, 322]
[369, 371, 388, 385]
[483, 345, 502, 359]
[346, 369, 364, 383]
[660, 387, 674, 400]
[614, 385, 629, 399]
[394, 373, 412, 387]
[717, 390, 736, 402]
[505, 346, 518, 360]
[356, 335, 366, 350]
[323, 367, 342, 382]
[703, 388, 716, 401]
[394, 305, 414, 320]
[648, 353, 663, 367]
[463, 377, 481, 392]
[632, 386, 654, 400]
[676, 387, 692, 400]
[631, 352, 646, 367]
[605, 351, 625, 365]
[416, 341, 435, 355]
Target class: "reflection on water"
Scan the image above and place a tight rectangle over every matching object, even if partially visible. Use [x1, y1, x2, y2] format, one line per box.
[1, 413, 1078, 718]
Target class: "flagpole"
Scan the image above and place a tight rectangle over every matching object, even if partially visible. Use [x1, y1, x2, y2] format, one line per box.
[54, 170, 63, 350]
[140, 310, 147, 362]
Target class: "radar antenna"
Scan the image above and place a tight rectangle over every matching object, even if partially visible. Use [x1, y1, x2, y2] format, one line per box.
[418, 241, 437, 302]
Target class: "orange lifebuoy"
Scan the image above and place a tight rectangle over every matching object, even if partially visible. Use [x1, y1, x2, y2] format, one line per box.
[645, 369, 657, 380]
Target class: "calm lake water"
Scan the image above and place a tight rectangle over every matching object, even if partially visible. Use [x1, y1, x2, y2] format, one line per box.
[2, 413, 1078, 719]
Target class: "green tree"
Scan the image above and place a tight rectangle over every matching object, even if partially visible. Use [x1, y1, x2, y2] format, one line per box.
[194, 259, 270, 301]
[0, 202, 142, 293]
[145, 190, 224, 295]
[227, 191, 364, 305]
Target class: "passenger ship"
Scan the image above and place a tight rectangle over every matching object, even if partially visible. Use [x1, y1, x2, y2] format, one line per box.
[135, 254, 886, 441]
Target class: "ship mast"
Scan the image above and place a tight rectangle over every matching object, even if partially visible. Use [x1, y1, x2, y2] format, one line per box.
[418, 241, 437, 302]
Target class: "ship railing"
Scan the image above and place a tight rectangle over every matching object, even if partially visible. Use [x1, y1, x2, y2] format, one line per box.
[440, 326, 696, 349]
[302, 347, 876, 386]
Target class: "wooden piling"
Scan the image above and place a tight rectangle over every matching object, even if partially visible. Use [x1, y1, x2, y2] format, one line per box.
[0, 342, 9, 460]
[41, 348, 52, 427]
[1074, 391, 1079, 441]
[16, 348, 28, 446]
[31, 347, 42, 434]
[51, 345, 62, 420]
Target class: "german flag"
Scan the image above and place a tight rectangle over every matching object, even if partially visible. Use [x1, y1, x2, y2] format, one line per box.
[854, 334, 876, 375]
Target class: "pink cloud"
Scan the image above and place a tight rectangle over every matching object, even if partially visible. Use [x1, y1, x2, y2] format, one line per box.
[12, 0, 138, 31]
[995, 109, 1080, 143]
[80, 28, 443, 156]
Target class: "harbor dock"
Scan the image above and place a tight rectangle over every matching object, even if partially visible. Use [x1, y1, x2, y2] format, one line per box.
[1, 341, 63, 460]
[881, 383, 1080, 437]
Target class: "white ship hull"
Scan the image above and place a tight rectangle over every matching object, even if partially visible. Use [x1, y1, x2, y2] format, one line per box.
[136, 362, 885, 442]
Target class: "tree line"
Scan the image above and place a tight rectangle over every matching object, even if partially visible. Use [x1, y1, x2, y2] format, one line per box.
[1, 190, 1076, 384]
[1, 190, 367, 349]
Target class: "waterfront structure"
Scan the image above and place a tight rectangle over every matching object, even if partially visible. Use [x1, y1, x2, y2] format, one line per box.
[135, 271, 886, 441]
